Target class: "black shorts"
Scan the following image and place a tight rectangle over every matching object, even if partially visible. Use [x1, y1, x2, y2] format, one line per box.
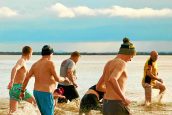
[145, 76, 151, 84]
[79, 94, 102, 113]
[57, 84, 79, 103]
[103, 100, 130, 115]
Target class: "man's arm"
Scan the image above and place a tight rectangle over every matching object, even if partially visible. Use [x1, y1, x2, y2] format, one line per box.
[67, 68, 77, 87]
[50, 61, 67, 82]
[21, 66, 34, 91]
[8, 59, 24, 89]
[146, 65, 162, 82]
[108, 62, 129, 105]
[109, 68, 125, 100]
[20, 66, 34, 99]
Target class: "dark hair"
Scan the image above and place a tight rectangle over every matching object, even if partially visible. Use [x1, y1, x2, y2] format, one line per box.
[71, 51, 80, 57]
[41, 45, 54, 56]
[22, 46, 32, 55]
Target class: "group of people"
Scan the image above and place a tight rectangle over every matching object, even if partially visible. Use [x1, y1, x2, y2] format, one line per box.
[7, 45, 80, 115]
[7, 38, 166, 115]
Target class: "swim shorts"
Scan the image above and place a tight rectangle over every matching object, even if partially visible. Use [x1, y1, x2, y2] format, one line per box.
[9, 84, 32, 101]
[80, 94, 101, 113]
[57, 84, 79, 103]
[33, 90, 54, 115]
[103, 99, 130, 115]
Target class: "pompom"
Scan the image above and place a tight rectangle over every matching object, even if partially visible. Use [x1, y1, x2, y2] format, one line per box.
[123, 37, 130, 43]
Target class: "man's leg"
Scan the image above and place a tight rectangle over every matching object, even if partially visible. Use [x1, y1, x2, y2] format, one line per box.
[9, 100, 18, 114]
[153, 81, 166, 103]
[68, 85, 79, 102]
[24, 90, 37, 107]
[67, 85, 80, 107]
[9, 84, 20, 114]
[144, 83, 152, 106]
[25, 96, 37, 107]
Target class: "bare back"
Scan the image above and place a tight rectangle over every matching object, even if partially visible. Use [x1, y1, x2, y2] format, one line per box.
[13, 58, 27, 84]
[104, 58, 127, 100]
[32, 58, 56, 93]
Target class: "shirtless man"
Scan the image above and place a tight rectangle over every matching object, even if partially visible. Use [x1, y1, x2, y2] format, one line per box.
[96, 38, 136, 115]
[7, 46, 36, 114]
[142, 51, 166, 106]
[21, 45, 69, 115]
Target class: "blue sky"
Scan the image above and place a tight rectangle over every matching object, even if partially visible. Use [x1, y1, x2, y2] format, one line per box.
[0, 0, 172, 52]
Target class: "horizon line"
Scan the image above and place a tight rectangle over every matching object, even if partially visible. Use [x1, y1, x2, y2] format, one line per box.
[0, 51, 172, 55]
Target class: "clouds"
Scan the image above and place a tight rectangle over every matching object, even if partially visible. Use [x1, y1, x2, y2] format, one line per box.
[100, 6, 172, 18]
[0, 7, 19, 18]
[50, 3, 172, 18]
[1, 2, 172, 19]
[50, 3, 75, 18]
[50, 3, 97, 18]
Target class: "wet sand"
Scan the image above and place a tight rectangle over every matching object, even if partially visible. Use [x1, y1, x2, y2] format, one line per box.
[0, 99, 8, 115]
[0, 98, 101, 115]
[1, 98, 172, 115]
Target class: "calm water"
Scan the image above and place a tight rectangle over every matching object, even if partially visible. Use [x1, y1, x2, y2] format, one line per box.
[0, 55, 172, 115]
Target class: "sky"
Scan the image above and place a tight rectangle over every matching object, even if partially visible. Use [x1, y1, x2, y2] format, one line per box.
[0, 0, 172, 52]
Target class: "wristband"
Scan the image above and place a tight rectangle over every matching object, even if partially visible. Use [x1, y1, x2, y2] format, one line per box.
[21, 89, 26, 93]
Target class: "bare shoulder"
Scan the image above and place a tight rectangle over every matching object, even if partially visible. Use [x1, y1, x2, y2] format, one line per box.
[28, 62, 38, 72]
[115, 58, 126, 66]
[15, 58, 25, 67]
[47, 60, 54, 64]
[31, 62, 37, 68]
[105, 59, 113, 66]
[109, 58, 126, 71]
[47, 60, 56, 67]
[17, 58, 25, 64]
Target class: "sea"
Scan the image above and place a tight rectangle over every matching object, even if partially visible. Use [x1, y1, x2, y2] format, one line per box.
[0, 55, 172, 115]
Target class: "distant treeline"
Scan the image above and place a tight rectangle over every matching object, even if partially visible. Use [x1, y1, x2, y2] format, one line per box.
[0, 52, 172, 55]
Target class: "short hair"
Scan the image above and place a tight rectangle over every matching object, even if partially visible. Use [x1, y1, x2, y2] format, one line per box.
[22, 46, 32, 55]
[41, 45, 54, 56]
[71, 51, 80, 57]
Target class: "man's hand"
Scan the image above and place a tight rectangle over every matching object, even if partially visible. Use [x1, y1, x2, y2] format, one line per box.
[54, 87, 66, 99]
[7, 81, 13, 89]
[19, 92, 25, 100]
[54, 93, 66, 99]
[64, 77, 70, 84]
[123, 98, 131, 106]
[73, 82, 78, 88]
[158, 78, 163, 83]
[19, 89, 26, 100]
